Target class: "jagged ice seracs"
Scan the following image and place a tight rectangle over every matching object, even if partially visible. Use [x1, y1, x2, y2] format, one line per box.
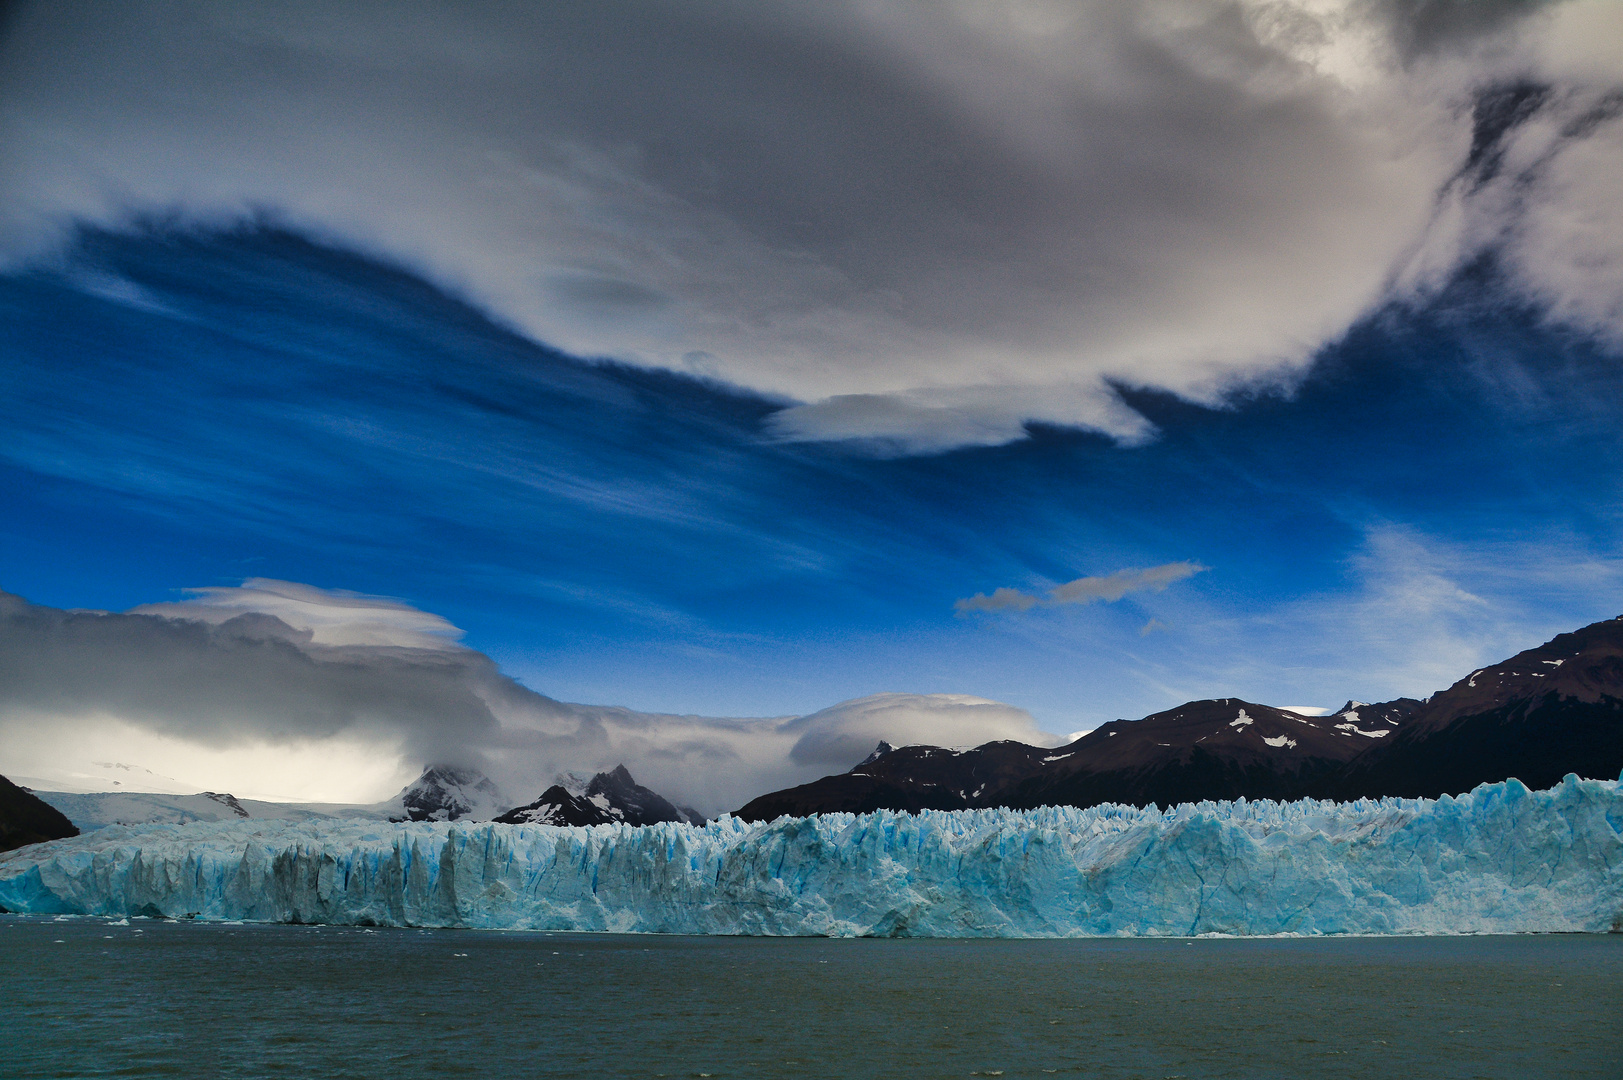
[2, 777, 1620, 937]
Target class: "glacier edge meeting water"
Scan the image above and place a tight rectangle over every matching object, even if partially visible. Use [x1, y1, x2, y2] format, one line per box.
[2, 776, 1620, 937]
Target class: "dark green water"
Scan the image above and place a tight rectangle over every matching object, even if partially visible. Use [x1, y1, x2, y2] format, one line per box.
[4, 916, 1620, 1079]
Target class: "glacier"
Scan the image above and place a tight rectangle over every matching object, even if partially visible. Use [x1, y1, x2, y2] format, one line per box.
[2, 776, 1620, 937]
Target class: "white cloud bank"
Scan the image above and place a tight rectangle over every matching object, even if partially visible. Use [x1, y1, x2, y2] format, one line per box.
[0, 583, 1060, 813]
[2, 1, 1618, 452]
[129, 579, 467, 650]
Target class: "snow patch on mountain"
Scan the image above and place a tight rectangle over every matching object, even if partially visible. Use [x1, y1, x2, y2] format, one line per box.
[551, 771, 595, 798]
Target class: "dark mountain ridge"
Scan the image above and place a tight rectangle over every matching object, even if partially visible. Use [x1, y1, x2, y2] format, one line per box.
[497, 765, 704, 827]
[1006, 696, 1423, 813]
[0, 774, 79, 853]
[1324, 616, 1623, 800]
[736, 739, 1056, 821]
[734, 616, 1623, 821]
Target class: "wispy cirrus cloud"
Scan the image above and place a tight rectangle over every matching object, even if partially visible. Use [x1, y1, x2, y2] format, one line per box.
[6, 219, 1623, 732]
[956, 561, 1208, 615]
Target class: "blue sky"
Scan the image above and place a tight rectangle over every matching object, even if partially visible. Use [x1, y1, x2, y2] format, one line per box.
[4, 222, 1620, 731]
[1, 2, 1620, 806]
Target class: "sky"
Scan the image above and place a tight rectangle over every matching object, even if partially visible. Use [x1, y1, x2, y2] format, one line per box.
[1, 1, 1621, 813]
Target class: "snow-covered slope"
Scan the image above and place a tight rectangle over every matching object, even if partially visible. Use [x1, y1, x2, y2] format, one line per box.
[8, 761, 203, 797]
[2, 776, 1618, 937]
[33, 790, 384, 833]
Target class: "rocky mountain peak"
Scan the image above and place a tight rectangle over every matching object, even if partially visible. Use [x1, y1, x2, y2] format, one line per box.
[391, 764, 506, 822]
[497, 765, 703, 828]
[854, 741, 894, 770]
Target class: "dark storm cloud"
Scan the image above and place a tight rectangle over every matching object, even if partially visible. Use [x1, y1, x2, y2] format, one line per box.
[1363, 0, 1558, 62]
[0, 588, 519, 766]
[547, 274, 672, 317]
[5, 1, 1611, 450]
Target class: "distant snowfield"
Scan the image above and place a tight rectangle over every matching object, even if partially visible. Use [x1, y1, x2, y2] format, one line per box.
[30, 790, 391, 832]
[8, 762, 201, 797]
[3, 777, 1620, 938]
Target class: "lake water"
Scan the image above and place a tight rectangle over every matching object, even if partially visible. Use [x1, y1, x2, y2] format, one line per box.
[5, 916, 1619, 1079]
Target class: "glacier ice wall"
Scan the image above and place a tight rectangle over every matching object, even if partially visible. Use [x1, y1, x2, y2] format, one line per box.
[2, 777, 1620, 937]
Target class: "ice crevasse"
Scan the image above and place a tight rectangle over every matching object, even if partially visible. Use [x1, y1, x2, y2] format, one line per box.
[2, 776, 1620, 937]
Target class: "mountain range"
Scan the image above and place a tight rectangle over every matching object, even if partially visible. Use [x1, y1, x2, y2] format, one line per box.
[6, 762, 704, 843]
[495, 765, 705, 827]
[736, 615, 1623, 820]
[5, 617, 1620, 847]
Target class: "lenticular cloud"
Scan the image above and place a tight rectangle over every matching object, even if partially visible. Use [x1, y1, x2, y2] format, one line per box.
[5, 776, 1618, 936]
[6, 2, 1620, 451]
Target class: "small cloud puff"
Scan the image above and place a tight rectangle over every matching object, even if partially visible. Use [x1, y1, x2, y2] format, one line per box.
[956, 562, 1208, 616]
